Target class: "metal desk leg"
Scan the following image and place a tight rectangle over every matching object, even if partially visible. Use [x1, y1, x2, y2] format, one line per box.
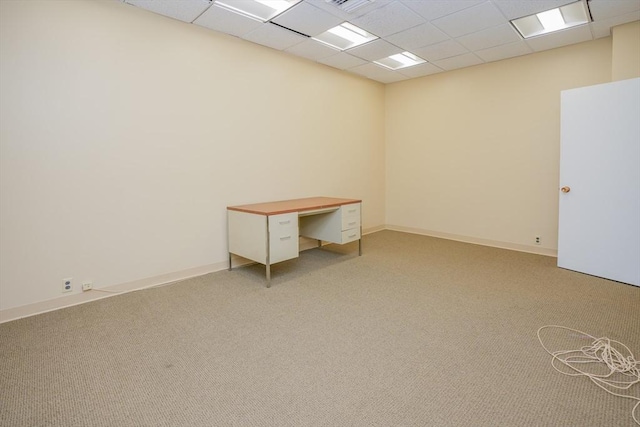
[266, 263, 271, 288]
[265, 225, 271, 287]
[228, 253, 232, 271]
[359, 238, 362, 256]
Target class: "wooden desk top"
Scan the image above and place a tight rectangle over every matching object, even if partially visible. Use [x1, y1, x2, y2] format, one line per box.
[228, 197, 361, 216]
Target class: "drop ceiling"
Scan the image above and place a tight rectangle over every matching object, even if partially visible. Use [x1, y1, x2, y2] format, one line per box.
[122, 0, 640, 84]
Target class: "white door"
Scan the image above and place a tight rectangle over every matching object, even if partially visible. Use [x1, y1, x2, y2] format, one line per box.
[558, 78, 640, 287]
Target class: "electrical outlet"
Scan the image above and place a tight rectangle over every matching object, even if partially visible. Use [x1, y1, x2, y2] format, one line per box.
[535, 236, 541, 245]
[82, 282, 92, 292]
[62, 277, 73, 293]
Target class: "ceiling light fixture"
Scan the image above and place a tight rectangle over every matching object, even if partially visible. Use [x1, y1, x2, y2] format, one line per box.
[374, 51, 426, 70]
[312, 22, 378, 50]
[510, 0, 591, 39]
[214, 0, 300, 22]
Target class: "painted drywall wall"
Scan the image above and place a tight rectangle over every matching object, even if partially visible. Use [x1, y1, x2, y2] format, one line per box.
[612, 21, 640, 81]
[385, 38, 612, 255]
[0, 0, 386, 311]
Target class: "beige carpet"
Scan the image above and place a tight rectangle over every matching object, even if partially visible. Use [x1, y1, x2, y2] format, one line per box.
[1, 230, 638, 426]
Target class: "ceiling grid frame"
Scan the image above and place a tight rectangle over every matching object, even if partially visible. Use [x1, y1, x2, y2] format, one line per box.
[122, 0, 640, 83]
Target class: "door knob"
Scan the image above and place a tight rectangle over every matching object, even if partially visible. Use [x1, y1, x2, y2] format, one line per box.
[560, 186, 571, 193]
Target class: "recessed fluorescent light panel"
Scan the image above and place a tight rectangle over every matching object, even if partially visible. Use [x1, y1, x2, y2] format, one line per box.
[312, 22, 378, 50]
[374, 52, 426, 70]
[214, 0, 300, 22]
[511, 0, 591, 39]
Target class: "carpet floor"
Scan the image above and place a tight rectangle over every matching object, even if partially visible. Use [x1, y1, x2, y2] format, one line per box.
[1, 230, 638, 426]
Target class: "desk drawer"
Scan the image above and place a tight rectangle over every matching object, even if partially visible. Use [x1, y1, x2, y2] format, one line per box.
[270, 213, 297, 234]
[341, 203, 361, 231]
[269, 213, 298, 264]
[342, 228, 361, 244]
[270, 233, 298, 263]
[342, 216, 360, 231]
[342, 203, 360, 218]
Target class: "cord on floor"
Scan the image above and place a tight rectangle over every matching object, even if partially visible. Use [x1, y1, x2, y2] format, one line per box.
[538, 325, 640, 425]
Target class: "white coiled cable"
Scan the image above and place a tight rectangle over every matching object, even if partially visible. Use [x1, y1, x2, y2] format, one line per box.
[537, 325, 640, 425]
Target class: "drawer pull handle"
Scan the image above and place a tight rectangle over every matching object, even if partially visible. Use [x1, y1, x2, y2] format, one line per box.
[280, 236, 292, 241]
[348, 234, 357, 238]
[279, 220, 291, 225]
[348, 209, 356, 214]
[348, 221, 357, 226]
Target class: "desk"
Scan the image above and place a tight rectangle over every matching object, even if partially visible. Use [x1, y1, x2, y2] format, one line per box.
[227, 197, 362, 286]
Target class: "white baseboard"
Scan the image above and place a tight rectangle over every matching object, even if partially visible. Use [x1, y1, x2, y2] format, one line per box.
[0, 261, 228, 324]
[1, 226, 384, 323]
[363, 225, 386, 235]
[1, 225, 547, 323]
[384, 225, 558, 257]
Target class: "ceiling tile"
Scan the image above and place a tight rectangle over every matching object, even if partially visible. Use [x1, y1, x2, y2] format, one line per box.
[433, 52, 484, 70]
[124, 0, 213, 23]
[348, 63, 409, 83]
[303, 0, 395, 21]
[242, 23, 308, 50]
[124, 0, 639, 84]
[432, 2, 507, 38]
[456, 24, 521, 52]
[589, 0, 640, 21]
[491, 0, 575, 20]
[590, 11, 640, 38]
[526, 24, 594, 52]
[317, 52, 368, 70]
[475, 40, 533, 63]
[385, 22, 450, 51]
[347, 39, 403, 61]
[397, 62, 445, 78]
[194, 4, 262, 37]
[413, 39, 469, 62]
[285, 39, 339, 60]
[401, 0, 485, 21]
[351, 1, 426, 37]
[271, 2, 343, 37]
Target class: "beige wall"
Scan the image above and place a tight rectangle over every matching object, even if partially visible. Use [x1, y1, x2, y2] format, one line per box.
[1, 0, 634, 316]
[0, 0, 386, 311]
[385, 38, 612, 255]
[612, 21, 640, 81]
